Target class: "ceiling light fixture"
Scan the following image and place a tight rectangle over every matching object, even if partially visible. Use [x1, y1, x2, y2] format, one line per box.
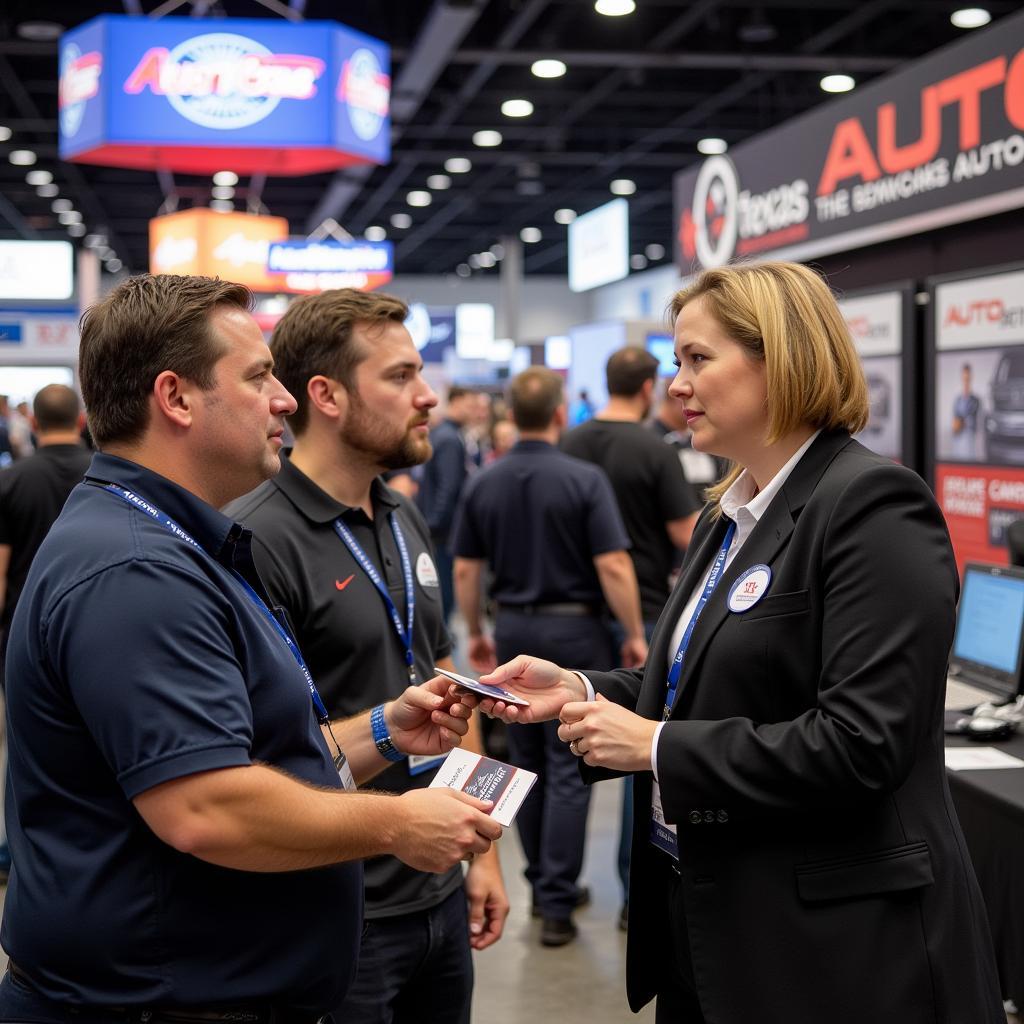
[445, 157, 472, 173]
[456, 263, 472, 278]
[17, 21, 64, 41]
[106, 258, 123, 274]
[51, 198, 73, 213]
[364, 225, 387, 241]
[390, 212, 413, 229]
[490, 243, 505, 260]
[595, 0, 636, 15]
[26, 169, 52, 186]
[473, 130, 503, 147]
[58, 210, 82, 225]
[407, 190, 432, 207]
[212, 170, 238, 187]
[520, 227, 542, 243]
[630, 254, 648, 270]
[67, 222, 86, 237]
[951, 7, 991, 28]
[9, 150, 37, 166]
[610, 178, 636, 195]
[501, 99, 534, 118]
[210, 199, 234, 212]
[531, 59, 567, 79]
[211, 185, 235, 200]
[478, 252, 497, 269]
[36, 183, 59, 198]
[645, 243, 665, 260]
[554, 208, 577, 224]
[820, 74, 855, 94]
[697, 137, 728, 155]
[0, 127, 11, 143]
[427, 174, 452, 190]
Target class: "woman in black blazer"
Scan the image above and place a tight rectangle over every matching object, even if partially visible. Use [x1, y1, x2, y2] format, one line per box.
[471, 262, 1004, 1024]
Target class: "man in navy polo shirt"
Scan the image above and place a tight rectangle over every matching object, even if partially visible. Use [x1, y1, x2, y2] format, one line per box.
[227, 288, 508, 1024]
[452, 367, 647, 948]
[0, 274, 501, 1024]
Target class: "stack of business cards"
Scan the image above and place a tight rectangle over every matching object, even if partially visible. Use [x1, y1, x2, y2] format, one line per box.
[429, 748, 537, 826]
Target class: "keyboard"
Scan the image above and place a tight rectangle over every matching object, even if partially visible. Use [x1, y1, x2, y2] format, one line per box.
[945, 676, 1001, 710]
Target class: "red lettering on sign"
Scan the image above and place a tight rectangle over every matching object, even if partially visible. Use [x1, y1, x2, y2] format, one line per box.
[934, 57, 1006, 150]
[877, 86, 941, 174]
[818, 118, 882, 195]
[1006, 49, 1024, 130]
[123, 47, 167, 94]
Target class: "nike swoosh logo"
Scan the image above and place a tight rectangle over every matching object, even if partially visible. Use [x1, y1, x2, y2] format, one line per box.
[335, 575, 356, 592]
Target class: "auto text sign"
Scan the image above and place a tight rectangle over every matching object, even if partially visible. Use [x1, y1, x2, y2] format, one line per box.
[838, 291, 903, 357]
[673, 10, 1024, 271]
[936, 270, 1024, 350]
[59, 15, 389, 175]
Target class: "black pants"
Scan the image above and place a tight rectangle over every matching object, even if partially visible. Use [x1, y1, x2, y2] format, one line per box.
[655, 869, 706, 1024]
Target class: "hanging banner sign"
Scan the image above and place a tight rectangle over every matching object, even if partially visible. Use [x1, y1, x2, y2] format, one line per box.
[674, 10, 1024, 271]
[266, 239, 393, 293]
[59, 15, 390, 175]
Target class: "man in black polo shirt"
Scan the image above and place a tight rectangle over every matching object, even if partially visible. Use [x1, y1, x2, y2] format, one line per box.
[226, 289, 508, 1024]
[0, 274, 501, 1024]
[452, 367, 647, 947]
[0, 384, 91, 880]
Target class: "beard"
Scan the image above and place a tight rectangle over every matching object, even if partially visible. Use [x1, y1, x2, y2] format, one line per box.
[342, 394, 432, 470]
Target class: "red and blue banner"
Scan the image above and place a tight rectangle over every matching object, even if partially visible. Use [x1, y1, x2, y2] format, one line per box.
[59, 15, 389, 175]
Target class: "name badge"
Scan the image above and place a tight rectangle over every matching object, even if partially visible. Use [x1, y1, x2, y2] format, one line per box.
[335, 750, 356, 791]
[650, 780, 679, 860]
[727, 564, 772, 613]
[408, 753, 446, 776]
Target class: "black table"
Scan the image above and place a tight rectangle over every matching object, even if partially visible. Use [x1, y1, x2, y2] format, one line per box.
[946, 731, 1024, 1008]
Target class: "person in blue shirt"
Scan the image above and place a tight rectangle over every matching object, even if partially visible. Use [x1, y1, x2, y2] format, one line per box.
[0, 274, 501, 1024]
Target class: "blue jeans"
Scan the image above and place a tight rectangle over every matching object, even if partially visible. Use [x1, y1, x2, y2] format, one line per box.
[334, 886, 472, 1024]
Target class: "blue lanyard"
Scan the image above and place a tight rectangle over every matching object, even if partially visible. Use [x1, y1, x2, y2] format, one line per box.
[333, 512, 417, 681]
[663, 521, 737, 720]
[104, 484, 331, 725]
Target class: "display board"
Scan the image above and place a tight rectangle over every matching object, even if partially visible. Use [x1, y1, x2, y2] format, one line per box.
[836, 286, 915, 466]
[929, 263, 1024, 569]
[0, 309, 80, 365]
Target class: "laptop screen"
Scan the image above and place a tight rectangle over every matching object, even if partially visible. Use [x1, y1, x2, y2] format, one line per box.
[951, 562, 1024, 697]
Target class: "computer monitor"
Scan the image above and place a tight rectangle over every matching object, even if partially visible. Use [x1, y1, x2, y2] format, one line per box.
[948, 562, 1024, 702]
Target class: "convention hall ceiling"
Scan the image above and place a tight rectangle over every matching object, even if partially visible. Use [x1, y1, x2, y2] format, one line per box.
[0, 0, 1018, 279]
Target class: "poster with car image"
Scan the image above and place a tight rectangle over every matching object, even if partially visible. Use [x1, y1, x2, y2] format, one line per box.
[932, 267, 1024, 570]
[838, 291, 904, 462]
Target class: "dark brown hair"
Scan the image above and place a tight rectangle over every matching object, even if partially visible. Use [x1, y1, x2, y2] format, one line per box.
[32, 384, 81, 432]
[508, 367, 564, 430]
[270, 288, 409, 435]
[605, 346, 659, 397]
[78, 274, 252, 447]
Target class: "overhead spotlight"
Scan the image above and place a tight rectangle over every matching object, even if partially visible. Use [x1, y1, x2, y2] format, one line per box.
[67, 222, 86, 237]
[820, 74, 855, 93]
[630, 254, 648, 270]
[84, 234, 108, 249]
[51, 198, 73, 213]
[390, 212, 413, 229]
[951, 7, 991, 28]
[456, 263, 472, 278]
[36, 183, 59, 198]
[0, 127, 11, 142]
[610, 178, 636, 195]
[697, 137, 728, 155]
[554, 208, 577, 224]
[595, 0, 636, 15]
[490, 243, 505, 260]
[445, 157, 472, 173]
[105, 258, 123, 274]
[531, 59, 566, 79]
[478, 252, 497, 269]
[213, 170, 239, 187]
[501, 99, 534, 118]
[211, 185, 235, 200]
[427, 174, 452, 190]
[468, 254, 482, 269]
[210, 199, 234, 212]
[520, 227, 542, 243]
[364, 225, 387, 241]
[58, 210, 82, 225]
[9, 150, 37, 166]
[26, 169, 52, 186]
[407, 190, 432, 207]
[473, 130, 503, 147]
[645, 243, 665, 260]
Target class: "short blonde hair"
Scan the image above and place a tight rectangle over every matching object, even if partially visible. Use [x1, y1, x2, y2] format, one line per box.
[669, 261, 869, 506]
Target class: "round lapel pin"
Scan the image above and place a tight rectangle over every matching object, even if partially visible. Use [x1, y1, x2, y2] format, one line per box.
[727, 564, 772, 613]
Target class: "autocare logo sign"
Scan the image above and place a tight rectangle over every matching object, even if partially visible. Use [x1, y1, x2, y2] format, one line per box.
[59, 16, 389, 175]
[936, 270, 1024, 349]
[123, 32, 325, 130]
[837, 291, 903, 357]
[674, 10, 1024, 271]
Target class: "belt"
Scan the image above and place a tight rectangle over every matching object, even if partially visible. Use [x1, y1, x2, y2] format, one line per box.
[7, 963, 324, 1024]
[497, 602, 601, 617]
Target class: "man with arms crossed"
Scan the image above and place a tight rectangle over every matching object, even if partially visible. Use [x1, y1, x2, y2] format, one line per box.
[0, 275, 500, 1024]
[227, 289, 508, 1024]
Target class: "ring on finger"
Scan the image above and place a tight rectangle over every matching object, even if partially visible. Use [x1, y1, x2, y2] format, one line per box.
[569, 738, 581, 756]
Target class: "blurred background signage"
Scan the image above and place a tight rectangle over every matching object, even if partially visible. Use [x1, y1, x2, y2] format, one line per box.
[59, 16, 390, 175]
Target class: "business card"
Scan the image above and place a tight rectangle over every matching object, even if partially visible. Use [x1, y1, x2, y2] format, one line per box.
[428, 748, 537, 826]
